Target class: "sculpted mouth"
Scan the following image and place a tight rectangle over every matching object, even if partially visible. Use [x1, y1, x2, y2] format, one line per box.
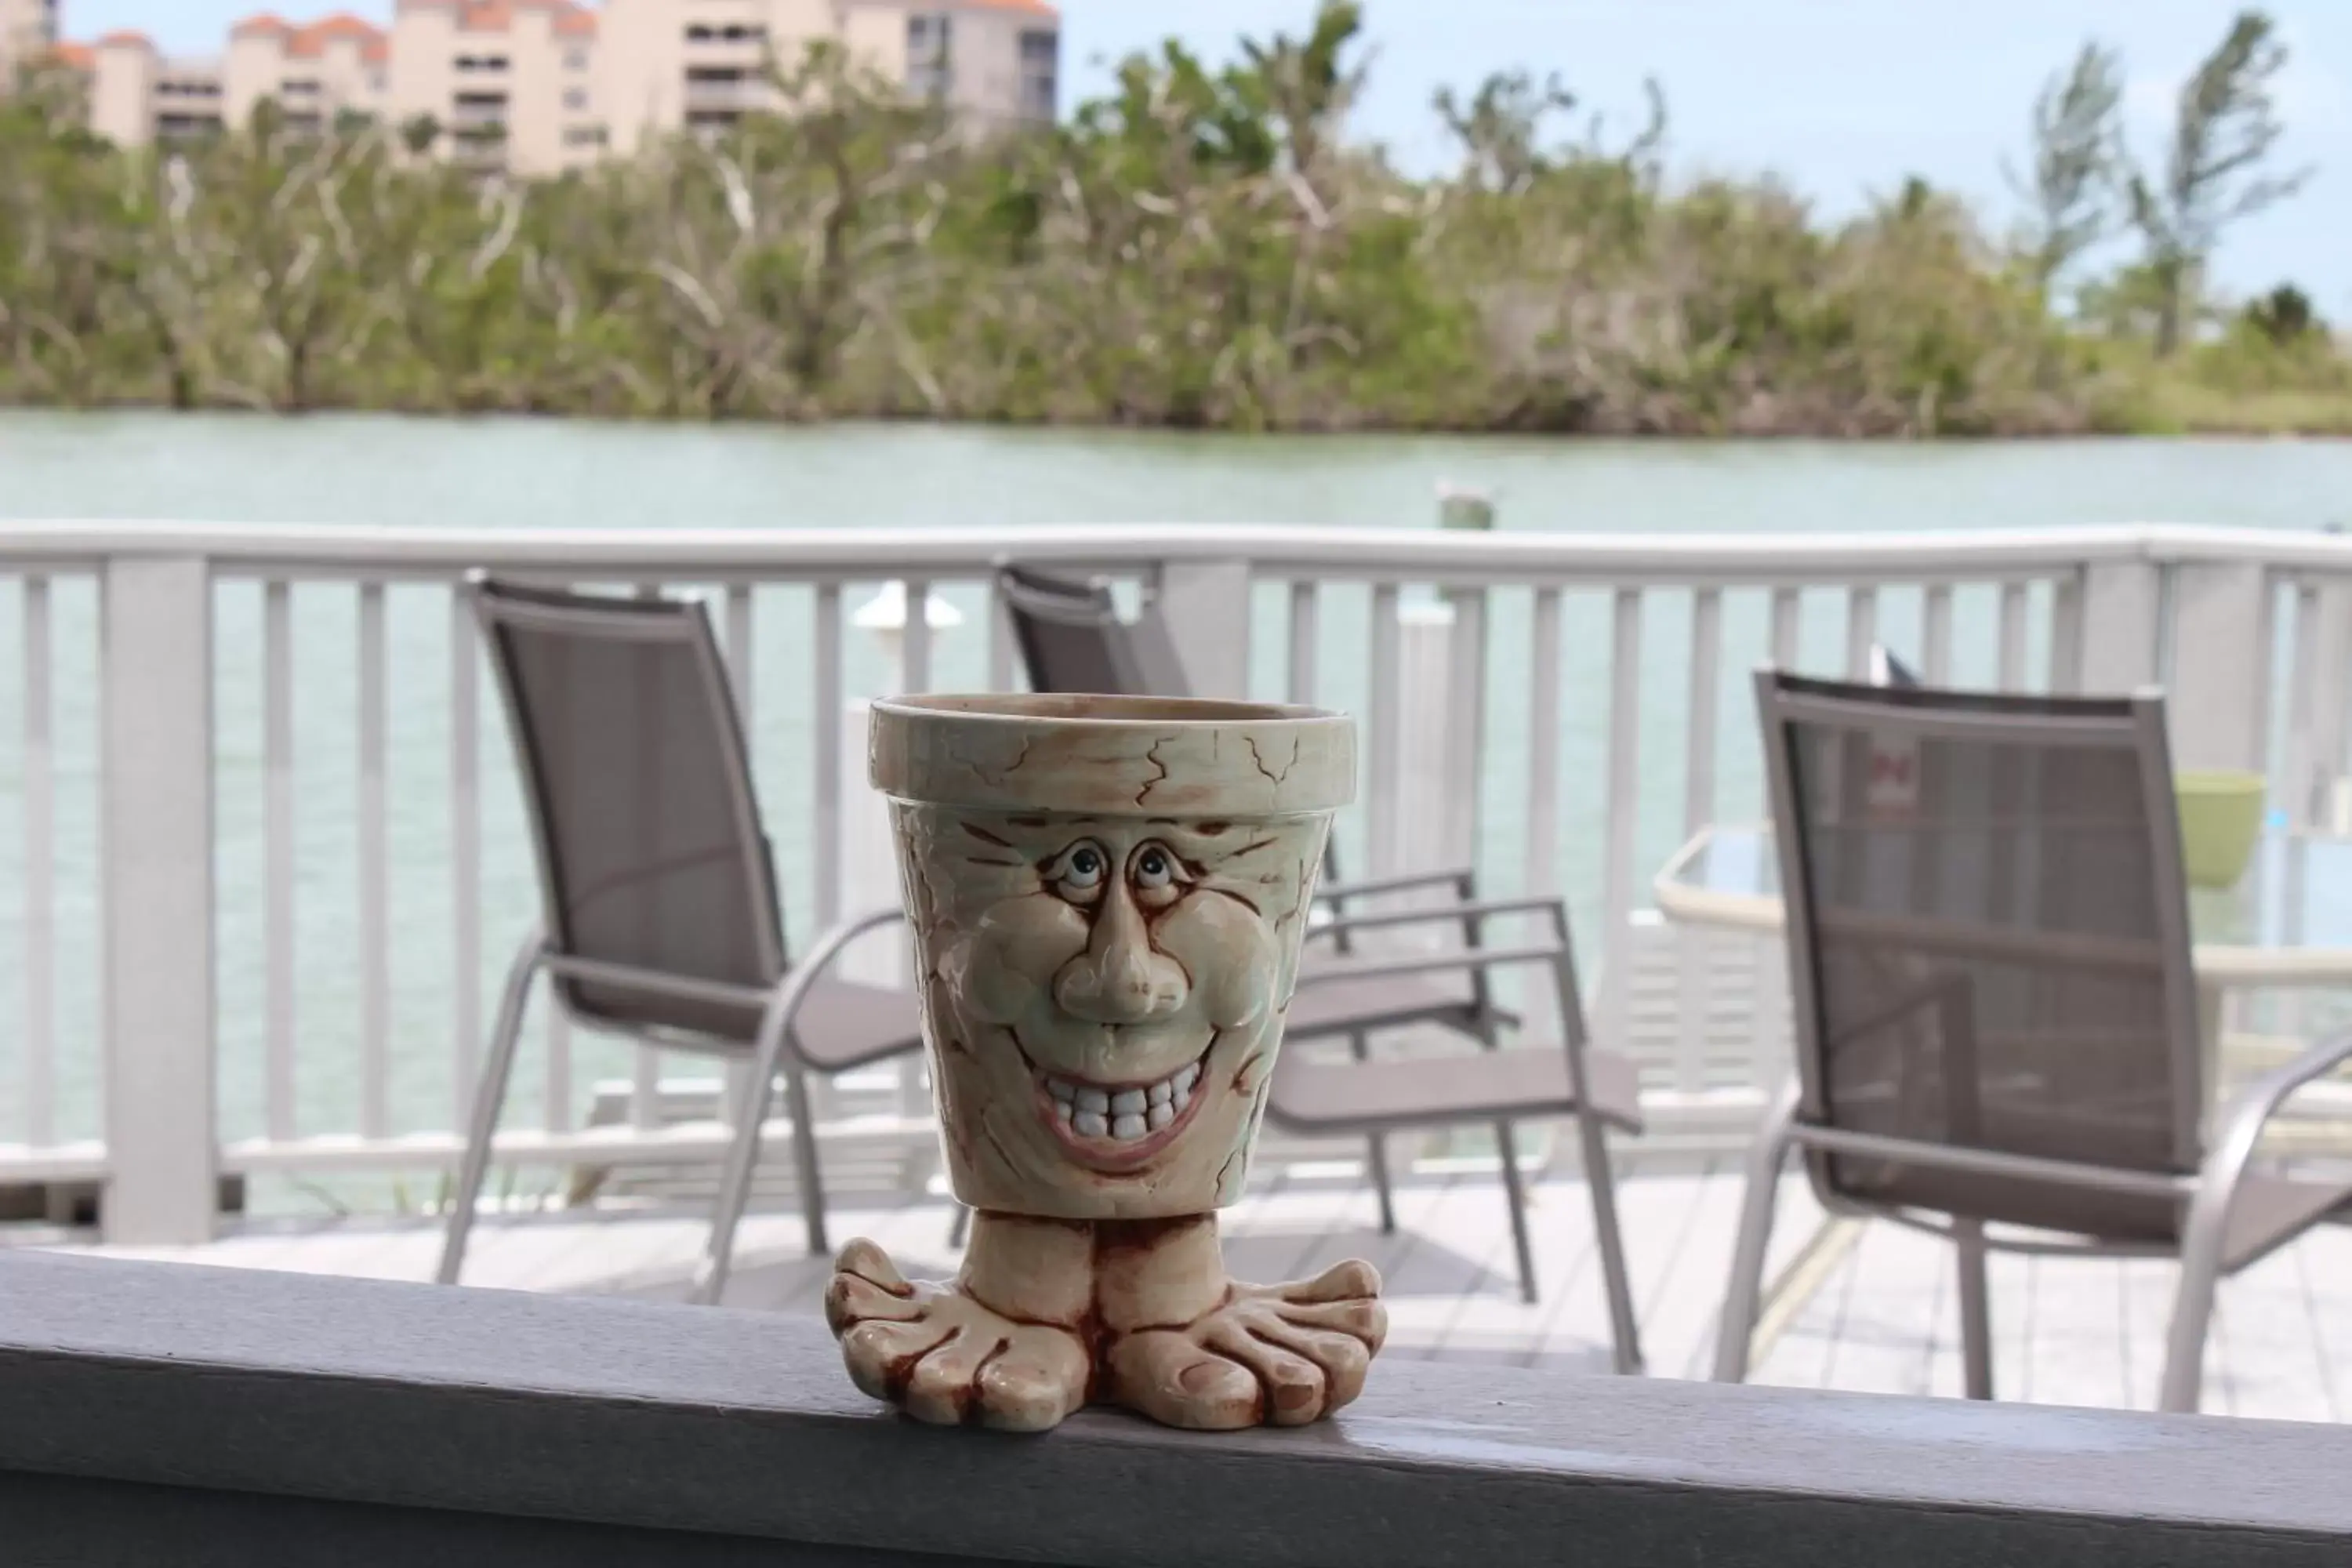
[1044, 1056, 1203, 1142]
[1014, 1036, 1214, 1168]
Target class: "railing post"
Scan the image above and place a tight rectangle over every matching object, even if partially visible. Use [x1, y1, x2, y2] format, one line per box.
[2076, 560, 2162, 694]
[2166, 561, 2272, 771]
[101, 555, 217, 1245]
[1391, 597, 1458, 875]
[1156, 559, 1253, 699]
[2304, 579, 2352, 828]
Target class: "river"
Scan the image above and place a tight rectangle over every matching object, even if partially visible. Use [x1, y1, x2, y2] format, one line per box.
[5, 411, 2350, 533]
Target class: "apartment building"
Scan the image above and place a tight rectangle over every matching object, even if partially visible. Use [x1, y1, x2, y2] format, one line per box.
[80, 13, 389, 150]
[0, 0, 61, 83]
[224, 13, 390, 132]
[596, 0, 1059, 154]
[53, 0, 1058, 177]
[388, 2, 604, 176]
[89, 33, 226, 147]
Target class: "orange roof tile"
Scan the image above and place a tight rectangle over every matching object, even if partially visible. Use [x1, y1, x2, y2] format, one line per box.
[231, 13, 292, 34]
[47, 41, 96, 71]
[458, 1, 512, 32]
[288, 12, 387, 57]
[959, 0, 1058, 13]
[96, 28, 155, 49]
[551, 2, 595, 38]
[364, 38, 390, 63]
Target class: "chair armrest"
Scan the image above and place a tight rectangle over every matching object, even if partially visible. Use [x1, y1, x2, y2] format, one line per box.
[761, 906, 914, 1069]
[792, 905, 913, 980]
[1314, 866, 1478, 906]
[2201, 1033, 2352, 1191]
[1295, 942, 1565, 989]
[1304, 895, 1565, 945]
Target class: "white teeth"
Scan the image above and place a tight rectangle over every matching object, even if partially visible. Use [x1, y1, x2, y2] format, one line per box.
[1045, 1056, 1207, 1141]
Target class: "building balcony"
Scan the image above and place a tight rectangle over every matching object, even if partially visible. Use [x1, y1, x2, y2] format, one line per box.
[682, 73, 764, 114]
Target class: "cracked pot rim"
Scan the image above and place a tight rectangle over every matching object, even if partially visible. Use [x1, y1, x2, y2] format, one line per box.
[869, 692, 1356, 816]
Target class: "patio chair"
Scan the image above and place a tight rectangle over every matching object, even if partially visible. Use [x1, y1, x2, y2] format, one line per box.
[1713, 670, 2352, 1411]
[437, 575, 924, 1305]
[994, 565, 1642, 1354]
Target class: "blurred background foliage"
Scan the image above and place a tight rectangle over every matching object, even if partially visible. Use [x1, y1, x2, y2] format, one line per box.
[1, 3, 2340, 435]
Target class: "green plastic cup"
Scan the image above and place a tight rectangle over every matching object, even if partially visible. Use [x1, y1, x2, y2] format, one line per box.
[2174, 771, 2267, 889]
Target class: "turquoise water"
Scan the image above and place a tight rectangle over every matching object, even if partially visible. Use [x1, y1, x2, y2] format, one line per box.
[2, 412, 2347, 1169]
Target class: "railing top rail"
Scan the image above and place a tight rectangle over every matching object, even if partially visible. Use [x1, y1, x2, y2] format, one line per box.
[2, 521, 2349, 584]
[2, 1252, 2347, 1566]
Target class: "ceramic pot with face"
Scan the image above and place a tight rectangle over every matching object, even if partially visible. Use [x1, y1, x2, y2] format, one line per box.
[869, 692, 1356, 1221]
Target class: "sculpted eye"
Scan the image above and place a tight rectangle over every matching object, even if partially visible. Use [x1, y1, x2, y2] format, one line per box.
[1132, 844, 1176, 890]
[1130, 842, 1192, 900]
[1047, 840, 1110, 899]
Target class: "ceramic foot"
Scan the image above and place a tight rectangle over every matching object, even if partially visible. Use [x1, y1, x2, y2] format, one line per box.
[825, 1237, 1091, 1434]
[1105, 1258, 1387, 1430]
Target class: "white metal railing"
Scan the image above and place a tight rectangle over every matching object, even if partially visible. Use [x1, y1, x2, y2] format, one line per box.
[1, 521, 2346, 1243]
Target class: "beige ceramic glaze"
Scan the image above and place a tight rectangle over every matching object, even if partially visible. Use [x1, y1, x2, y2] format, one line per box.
[828, 694, 1387, 1434]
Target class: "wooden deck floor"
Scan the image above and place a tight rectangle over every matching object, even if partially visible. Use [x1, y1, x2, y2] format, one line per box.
[20, 1160, 2352, 1421]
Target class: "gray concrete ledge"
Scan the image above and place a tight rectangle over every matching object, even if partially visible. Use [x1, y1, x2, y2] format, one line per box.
[2, 1250, 2348, 1566]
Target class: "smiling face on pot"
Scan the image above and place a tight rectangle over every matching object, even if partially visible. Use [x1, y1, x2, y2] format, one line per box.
[895, 805, 1329, 1219]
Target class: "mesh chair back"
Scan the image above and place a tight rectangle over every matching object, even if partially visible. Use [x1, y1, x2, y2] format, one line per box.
[1756, 671, 2203, 1240]
[995, 564, 1191, 697]
[472, 575, 783, 1042]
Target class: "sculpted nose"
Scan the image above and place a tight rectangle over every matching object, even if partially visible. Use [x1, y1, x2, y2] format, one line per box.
[1053, 881, 1187, 1025]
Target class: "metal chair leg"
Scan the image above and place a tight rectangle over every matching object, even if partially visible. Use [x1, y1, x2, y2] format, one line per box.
[1494, 1119, 1539, 1305]
[782, 1062, 830, 1257]
[692, 988, 804, 1305]
[948, 1203, 971, 1250]
[1713, 1080, 1800, 1382]
[1955, 1218, 1994, 1401]
[436, 932, 544, 1287]
[1576, 1105, 1642, 1374]
[1365, 1134, 1398, 1234]
[1346, 1028, 1397, 1234]
[2160, 1178, 2240, 1414]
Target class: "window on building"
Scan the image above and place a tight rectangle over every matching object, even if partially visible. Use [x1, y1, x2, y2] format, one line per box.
[1018, 29, 1057, 120]
[563, 125, 608, 147]
[281, 78, 319, 96]
[906, 13, 952, 99]
[564, 87, 589, 111]
[565, 49, 588, 71]
[684, 24, 713, 42]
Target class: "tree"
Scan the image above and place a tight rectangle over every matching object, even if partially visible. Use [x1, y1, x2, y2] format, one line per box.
[2128, 9, 2310, 355]
[2007, 40, 2124, 290]
[1435, 70, 1577, 194]
[2243, 282, 2320, 346]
